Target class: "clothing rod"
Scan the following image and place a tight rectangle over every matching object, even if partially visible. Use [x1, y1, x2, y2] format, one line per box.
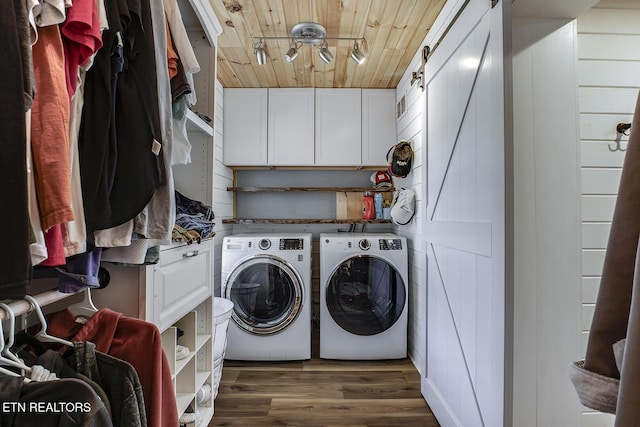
[0, 290, 80, 321]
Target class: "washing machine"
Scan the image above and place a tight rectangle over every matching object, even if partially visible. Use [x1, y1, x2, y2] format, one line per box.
[320, 233, 408, 359]
[221, 233, 312, 360]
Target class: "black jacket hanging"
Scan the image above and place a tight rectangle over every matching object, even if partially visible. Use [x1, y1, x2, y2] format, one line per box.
[79, 0, 165, 236]
[0, 0, 31, 300]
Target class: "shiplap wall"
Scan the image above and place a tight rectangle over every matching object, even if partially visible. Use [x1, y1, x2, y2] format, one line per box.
[393, 69, 425, 373]
[577, 6, 640, 427]
[213, 80, 234, 296]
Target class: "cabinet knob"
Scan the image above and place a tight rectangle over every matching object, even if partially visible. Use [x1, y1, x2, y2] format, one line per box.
[183, 250, 200, 258]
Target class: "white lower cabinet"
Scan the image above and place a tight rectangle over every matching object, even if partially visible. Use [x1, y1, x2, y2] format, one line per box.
[96, 239, 215, 426]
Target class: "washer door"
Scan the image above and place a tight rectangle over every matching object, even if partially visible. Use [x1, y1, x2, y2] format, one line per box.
[326, 255, 406, 336]
[225, 255, 303, 335]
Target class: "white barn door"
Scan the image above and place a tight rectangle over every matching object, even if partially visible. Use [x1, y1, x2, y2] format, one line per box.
[421, 1, 508, 427]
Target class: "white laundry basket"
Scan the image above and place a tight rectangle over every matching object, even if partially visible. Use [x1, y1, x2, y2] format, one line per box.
[213, 297, 234, 398]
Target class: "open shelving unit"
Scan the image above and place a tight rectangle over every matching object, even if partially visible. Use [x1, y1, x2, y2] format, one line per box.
[160, 299, 214, 425]
[224, 186, 394, 224]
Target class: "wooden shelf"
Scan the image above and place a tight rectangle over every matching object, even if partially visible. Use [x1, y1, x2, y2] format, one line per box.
[222, 218, 392, 224]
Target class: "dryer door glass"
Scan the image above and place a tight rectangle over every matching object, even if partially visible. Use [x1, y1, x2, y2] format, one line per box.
[225, 255, 303, 335]
[326, 255, 406, 336]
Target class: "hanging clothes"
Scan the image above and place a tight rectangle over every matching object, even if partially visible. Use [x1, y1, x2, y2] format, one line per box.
[133, 0, 176, 246]
[0, 376, 113, 426]
[105, 0, 165, 229]
[32, 0, 66, 27]
[34, 350, 113, 417]
[78, 0, 128, 237]
[164, 0, 200, 167]
[47, 308, 178, 427]
[16, 0, 35, 110]
[65, 67, 89, 257]
[79, 0, 165, 237]
[60, 0, 102, 100]
[570, 90, 640, 426]
[62, 0, 103, 256]
[40, 224, 66, 267]
[64, 342, 147, 427]
[26, 111, 49, 265]
[31, 23, 74, 231]
[0, 0, 31, 300]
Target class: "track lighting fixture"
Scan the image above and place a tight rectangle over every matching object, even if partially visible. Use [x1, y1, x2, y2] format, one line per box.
[252, 22, 365, 66]
[253, 39, 266, 65]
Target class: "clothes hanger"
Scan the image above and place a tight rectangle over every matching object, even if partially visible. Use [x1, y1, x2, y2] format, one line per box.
[0, 365, 22, 378]
[0, 303, 30, 366]
[67, 288, 99, 318]
[23, 295, 74, 347]
[0, 306, 32, 374]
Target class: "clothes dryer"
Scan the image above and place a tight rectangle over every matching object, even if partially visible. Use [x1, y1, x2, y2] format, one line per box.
[221, 233, 312, 360]
[320, 233, 408, 359]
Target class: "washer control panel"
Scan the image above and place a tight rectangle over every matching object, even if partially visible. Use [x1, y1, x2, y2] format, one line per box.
[379, 238, 403, 250]
[279, 238, 304, 250]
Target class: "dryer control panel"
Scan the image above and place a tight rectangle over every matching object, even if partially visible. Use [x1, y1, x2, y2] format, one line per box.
[280, 238, 305, 250]
[379, 238, 403, 250]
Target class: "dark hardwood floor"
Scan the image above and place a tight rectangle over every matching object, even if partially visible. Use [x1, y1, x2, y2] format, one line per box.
[211, 331, 440, 427]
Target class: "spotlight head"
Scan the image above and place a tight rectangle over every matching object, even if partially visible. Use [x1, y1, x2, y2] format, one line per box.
[318, 44, 333, 64]
[350, 41, 365, 65]
[256, 47, 267, 65]
[253, 40, 267, 65]
[284, 46, 298, 63]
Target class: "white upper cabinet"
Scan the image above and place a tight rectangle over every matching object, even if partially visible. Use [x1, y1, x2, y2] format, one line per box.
[223, 88, 268, 165]
[268, 88, 315, 166]
[362, 89, 397, 167]
[315, 89, 362, 166]
[222, 88, 396, 167]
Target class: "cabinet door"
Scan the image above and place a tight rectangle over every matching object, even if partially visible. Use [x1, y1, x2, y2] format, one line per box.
[362, 89, 397, 167]
[315, 89, 362, 166]
[223, 88, 268, 165]
[153, 240, 213, 332]
[268, 88, 314, 165]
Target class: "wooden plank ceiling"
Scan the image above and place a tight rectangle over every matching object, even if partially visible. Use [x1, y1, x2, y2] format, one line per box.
[209, 0, 447, 88]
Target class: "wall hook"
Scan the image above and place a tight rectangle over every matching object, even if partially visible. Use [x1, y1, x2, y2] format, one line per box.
[609, 122, 631, 152]
[617, 122, 631, 136]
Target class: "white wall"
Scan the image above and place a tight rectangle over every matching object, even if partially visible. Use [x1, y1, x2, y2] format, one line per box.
[511, 17, 583, 427]
[576, 5, 640, 426]
[393, 77, 425, 373]
[212, 80, 234, 296]
[512, 0, 598, 19]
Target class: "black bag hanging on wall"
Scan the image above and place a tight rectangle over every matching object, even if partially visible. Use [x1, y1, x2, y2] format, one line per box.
[386, 140, 414, 178]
